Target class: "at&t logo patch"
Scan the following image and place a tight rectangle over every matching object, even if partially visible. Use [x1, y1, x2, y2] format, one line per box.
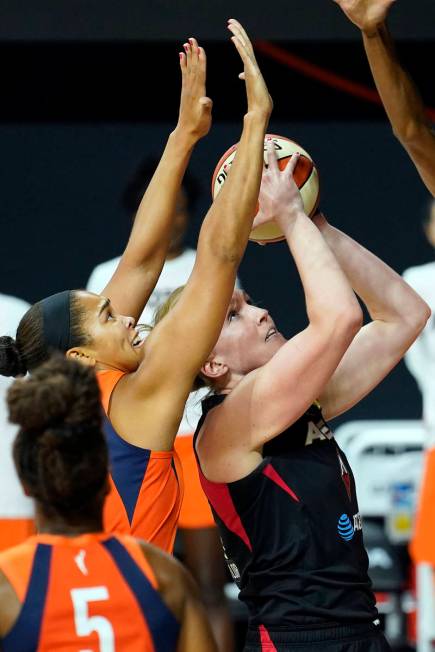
[337, 513, 362, 541]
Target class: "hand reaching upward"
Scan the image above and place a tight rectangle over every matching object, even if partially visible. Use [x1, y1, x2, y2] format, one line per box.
[178, 37, 213, 142]
[333, 0, 396, 35]
[227, 19, 273, 120]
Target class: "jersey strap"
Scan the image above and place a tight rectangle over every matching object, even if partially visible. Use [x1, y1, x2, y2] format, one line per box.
[102, 537, 179, 651]
[2, 543, 52, 652]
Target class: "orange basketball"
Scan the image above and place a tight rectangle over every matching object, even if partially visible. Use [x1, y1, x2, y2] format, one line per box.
[211, 134, 320, 243]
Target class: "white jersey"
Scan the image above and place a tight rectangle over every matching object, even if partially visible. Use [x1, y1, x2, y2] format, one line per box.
[87, 250, 241, 435]
[403, 261, 435, 447]
[0, 293, 34, 517]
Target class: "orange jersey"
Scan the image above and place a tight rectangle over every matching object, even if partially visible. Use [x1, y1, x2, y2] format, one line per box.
[174, 434, 215, 530]
[410, 446, 435, 563]
[0, 532, 180, 651]
[98, 371, 183, 553]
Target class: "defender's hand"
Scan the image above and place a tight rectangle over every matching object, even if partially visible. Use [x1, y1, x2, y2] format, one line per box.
[227, 19, 273, 120]
[177, 37, 213, 142]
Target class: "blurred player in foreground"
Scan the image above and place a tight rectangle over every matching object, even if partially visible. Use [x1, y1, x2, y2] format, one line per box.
[0, 355, 216, 651]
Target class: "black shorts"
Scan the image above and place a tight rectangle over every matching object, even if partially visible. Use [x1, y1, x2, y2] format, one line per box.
[243, 622, 392, 652]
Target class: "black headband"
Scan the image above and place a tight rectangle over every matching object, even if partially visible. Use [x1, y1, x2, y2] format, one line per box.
[42, 291, 73, 353]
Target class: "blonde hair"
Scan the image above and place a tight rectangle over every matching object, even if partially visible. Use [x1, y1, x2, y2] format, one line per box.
[152, 286, 215, 392]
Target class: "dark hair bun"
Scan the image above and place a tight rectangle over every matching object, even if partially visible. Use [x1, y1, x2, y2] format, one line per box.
[0, 336, 27, 377]
[7, 354, 101, 432]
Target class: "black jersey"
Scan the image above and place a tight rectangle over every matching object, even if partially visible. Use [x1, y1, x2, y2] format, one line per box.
[193, 394, 378, 630]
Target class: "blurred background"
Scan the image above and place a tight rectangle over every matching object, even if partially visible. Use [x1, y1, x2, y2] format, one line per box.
[1, 1, 435, 649]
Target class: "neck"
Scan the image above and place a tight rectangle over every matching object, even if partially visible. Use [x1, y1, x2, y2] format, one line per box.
[219, 371, 244, 394]
[36, 506, 103, 538]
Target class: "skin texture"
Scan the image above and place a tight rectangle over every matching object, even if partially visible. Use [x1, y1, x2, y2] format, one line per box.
[68, 21, 273, 455]
[333, 0, 435, 196]
[195, 148, 430, 484]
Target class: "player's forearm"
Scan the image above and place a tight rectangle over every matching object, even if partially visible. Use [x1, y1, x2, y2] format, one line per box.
[316, 218, 430, 328]
[199, 112, 269, 263]
[122, 128, 197, 269]
[362, 24, 430, 144]
[281, 211, 361, 327]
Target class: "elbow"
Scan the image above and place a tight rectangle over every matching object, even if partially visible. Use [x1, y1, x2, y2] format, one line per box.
[331, 303, 364, 343]
[404, 301, 432, 339]
[392, 118, 427, 146]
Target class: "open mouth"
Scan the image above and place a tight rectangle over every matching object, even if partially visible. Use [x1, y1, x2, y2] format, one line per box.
[265, 327, 276, 342]
[131, 327, 148, 349]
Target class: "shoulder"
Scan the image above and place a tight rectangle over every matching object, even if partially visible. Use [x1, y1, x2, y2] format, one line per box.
[136, 540, 187, 586]
[135, 540, 192, 621]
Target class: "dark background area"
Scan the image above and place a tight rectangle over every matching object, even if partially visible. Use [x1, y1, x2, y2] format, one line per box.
[1, 2, 434, 427]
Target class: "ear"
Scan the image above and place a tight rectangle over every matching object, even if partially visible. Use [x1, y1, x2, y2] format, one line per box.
[201, 356, 228, 381]
[65, 348, 96, 367]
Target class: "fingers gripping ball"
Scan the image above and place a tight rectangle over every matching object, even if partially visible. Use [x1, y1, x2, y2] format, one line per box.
[211, 134, 320, 243]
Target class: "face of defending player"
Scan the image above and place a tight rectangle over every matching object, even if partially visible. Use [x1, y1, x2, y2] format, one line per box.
[66, 291, 145, 372]
[202, 290, 286, 384]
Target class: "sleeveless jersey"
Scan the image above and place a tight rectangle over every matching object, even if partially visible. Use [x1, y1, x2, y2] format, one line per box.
[98, 370, 183, 553]
[0, 532, 180, 651]
[194, 394, 378, 630]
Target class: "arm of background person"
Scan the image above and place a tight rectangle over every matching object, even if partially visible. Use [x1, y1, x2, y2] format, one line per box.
[309, 213, 431, 420]
[334, 0, 435, 196]
[402, 266, 431, 390]
[101, 39, 212, 322]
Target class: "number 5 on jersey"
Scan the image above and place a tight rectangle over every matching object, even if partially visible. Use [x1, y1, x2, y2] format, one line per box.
[71, 587, 114, 652]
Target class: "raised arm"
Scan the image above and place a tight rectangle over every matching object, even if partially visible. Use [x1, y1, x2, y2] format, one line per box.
[307, 212, 431, 420]
[203, 151, 363, 478]
[102, 39, 212, 321]
[117, 21, 272, 443]
[334, 0, 435, 196]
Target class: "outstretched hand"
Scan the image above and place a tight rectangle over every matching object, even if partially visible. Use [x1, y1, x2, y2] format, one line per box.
[177, 37, 213, 142]
[333, 0, 396, 34]
[253, 140, 305, 233]
[227, 19, 272, 120]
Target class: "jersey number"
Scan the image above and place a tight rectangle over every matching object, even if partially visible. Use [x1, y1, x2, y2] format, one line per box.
[71, 587, 115, 652]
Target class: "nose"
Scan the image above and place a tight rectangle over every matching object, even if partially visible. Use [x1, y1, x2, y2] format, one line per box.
[255, 307, 269, 325]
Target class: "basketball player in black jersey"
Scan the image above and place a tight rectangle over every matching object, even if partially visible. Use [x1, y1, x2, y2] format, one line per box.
[157, 134, 430, 650]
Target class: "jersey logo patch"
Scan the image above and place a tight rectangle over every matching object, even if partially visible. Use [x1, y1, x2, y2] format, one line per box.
[305, 418, 332, 446]
[338, 513, 362, 541]
[338, 514, 354, 541]
[74, 549, 88, 576]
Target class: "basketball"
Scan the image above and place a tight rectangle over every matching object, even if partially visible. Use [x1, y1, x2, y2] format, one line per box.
[211, 134, 320, 244]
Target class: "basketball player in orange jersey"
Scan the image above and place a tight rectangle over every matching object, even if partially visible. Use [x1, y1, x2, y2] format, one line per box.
[0, 20, 272, 555]
[156, 143, 430, 651]
[0, 355, 217, 652]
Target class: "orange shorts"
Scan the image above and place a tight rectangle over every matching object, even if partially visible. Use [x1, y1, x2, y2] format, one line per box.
[410, 446, 435, 564]
[174, 434, 215, 530]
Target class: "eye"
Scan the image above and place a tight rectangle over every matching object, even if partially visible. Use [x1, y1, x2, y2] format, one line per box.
[228, 310, 238, 322]
[107, 311, 115, 321]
